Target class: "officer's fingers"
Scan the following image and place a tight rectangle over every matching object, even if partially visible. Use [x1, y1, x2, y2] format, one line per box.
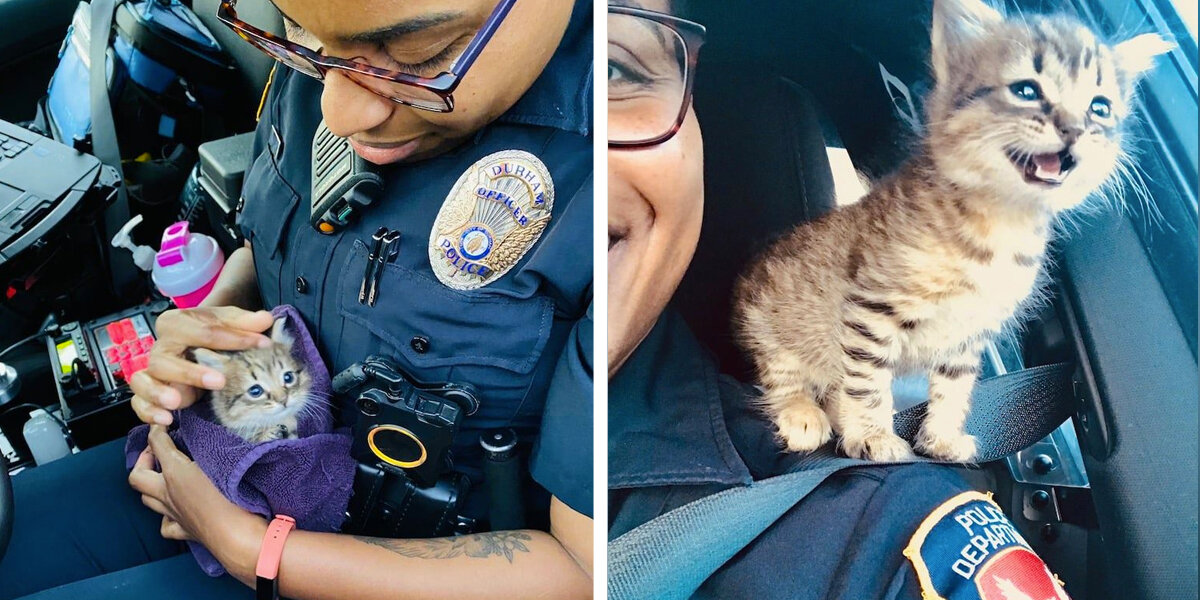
[141, 493, 171, 517]
[131, 447, 157, 472]
[171, 383, 197, 407]
[183, 318, 271, 351]
[129, 370, 183, 413]
[212, 307, 275, 333]
[131, 393, 173, 426]
[147, 425, 189, 465]
[146, 353, 225, 392]
[160, 515, 193, 541]
[156, 308, 270, 351]
[128, 457, 168, 500]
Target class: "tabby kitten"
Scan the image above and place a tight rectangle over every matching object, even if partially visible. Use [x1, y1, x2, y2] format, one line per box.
[732, 0, 1170, 462]
[192, 319, 313, 444]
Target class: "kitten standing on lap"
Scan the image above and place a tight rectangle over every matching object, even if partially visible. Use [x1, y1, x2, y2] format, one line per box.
[192, 319, 314, 444]
[732, 0, 1170, 462]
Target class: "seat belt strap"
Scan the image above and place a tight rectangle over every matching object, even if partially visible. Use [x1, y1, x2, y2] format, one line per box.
[894, 362, 1076, 462]
[90, 0, 139, 299]
[608, 362, 1076, 600]
[610, 457, 867, 600]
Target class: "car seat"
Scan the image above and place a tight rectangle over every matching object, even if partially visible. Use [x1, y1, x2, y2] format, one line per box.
[674, 70, 839, 380]
[193, 0, 283, 120]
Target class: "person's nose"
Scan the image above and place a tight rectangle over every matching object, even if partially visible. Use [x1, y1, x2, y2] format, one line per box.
[319, 70, 394, 138]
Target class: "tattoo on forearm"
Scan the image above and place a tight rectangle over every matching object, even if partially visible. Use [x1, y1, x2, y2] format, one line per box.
[354, 532, 533, 564]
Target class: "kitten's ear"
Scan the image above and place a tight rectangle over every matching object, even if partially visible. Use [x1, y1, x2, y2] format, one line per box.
[1113, 33, 1173, 79]
[191, 348, 229, 372]
[269, 318, 294, 348]
[931, 0, 1003, 83]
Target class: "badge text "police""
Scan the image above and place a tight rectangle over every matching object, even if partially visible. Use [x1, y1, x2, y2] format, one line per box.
[951, 503, 1024, 579]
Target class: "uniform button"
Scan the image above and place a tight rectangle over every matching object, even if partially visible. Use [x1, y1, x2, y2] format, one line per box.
[410, 336, 430, 354]
[295, 276, 308, 294]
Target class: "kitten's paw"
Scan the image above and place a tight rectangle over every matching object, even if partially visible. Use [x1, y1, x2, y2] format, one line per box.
[775, 404, 833, 453]
[842, 431, 915, 462]
[915, 429, 978, 463]
[248, 430, 275, 444]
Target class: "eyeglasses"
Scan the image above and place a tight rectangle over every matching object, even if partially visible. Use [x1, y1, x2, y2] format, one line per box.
[608, 6, 706, 148]
[216, 0, 517, 112]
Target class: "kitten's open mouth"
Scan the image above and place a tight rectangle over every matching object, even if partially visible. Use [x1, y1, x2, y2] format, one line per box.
[1006, 148, 1076, 186]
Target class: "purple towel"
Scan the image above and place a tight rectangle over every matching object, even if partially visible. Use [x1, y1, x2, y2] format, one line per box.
[125, 305, 355, 576]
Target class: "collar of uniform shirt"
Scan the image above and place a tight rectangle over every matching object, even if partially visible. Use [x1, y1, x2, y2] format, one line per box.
[493, 0, 592, 137]
[608, 310, 753, 490]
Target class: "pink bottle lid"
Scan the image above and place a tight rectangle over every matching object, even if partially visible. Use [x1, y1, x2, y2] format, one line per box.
[156, 222, 191, 267]
[151, 221, 225, 307]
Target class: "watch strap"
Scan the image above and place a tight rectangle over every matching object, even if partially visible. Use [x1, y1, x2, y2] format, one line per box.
[255, 514, 296, 600]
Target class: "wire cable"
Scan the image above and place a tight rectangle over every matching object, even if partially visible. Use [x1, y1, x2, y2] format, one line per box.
[0, 322, 60, 361]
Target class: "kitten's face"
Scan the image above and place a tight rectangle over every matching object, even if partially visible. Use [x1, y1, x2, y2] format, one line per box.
[216, 345, 310, 425]
[194, 319, 312, 431]
[926, 0, 1170, 212]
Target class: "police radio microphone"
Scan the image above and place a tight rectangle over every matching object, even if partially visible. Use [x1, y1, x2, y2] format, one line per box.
[310, 121, 384, 235]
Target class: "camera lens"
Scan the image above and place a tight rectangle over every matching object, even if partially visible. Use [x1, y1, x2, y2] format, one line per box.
[358, 396, 380, 416]
[369, 425, 427, 467]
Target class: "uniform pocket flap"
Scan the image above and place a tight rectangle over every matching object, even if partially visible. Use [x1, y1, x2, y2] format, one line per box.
[338, 239, 554, 374]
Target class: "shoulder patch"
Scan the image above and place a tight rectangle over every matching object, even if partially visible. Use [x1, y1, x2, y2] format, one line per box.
[904, 491, 1070, 600]
[428, 150, 554, 290]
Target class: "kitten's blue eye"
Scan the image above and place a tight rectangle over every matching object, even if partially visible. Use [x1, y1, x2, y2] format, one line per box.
[1009, 80, 1041, 101]
[247, 385, 265, 399]
[1090, 96, 1112, 119]
[282, 371, 295, 386]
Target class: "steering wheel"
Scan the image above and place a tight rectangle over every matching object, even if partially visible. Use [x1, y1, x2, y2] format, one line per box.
[0, 457, 11, 563]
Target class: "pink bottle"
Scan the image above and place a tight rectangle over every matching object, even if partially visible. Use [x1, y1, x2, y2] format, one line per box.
[151, 222, 225, 308]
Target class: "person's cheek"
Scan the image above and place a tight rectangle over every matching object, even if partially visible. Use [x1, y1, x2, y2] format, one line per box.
[607, 111, 705, 375]
[643, 113, 704, 271]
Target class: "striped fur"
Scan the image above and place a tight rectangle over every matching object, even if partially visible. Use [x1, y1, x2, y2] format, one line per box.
[192, 319, 313, 444]
[732, 0, 1168, 462]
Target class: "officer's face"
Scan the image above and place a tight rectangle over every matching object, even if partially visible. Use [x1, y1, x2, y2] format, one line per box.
[608, 105, 704, 377]
[273, 0, 573, 165]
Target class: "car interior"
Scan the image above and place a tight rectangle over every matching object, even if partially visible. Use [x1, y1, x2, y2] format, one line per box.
[0, 0, 284, 567]
[0, 0, 1195, 597]
[675, 0, 1197, 598]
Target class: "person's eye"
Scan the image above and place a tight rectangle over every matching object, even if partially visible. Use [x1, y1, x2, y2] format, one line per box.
[1008, 80, 1042, 101]
[384, 38, 464, 75]
[247, 384, 265, 399]
[282, 371, 296, 386]
[608, 58, 652, 88]
[1089, 96, 1112, 119]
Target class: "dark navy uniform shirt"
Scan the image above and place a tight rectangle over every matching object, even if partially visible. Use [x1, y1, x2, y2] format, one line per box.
[610, 311, 1067, 599]
[238, 3, 593, 523]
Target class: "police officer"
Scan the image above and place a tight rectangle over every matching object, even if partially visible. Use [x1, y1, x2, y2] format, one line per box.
[607, 2, 1072, 598]
[0, 1, 592, 598]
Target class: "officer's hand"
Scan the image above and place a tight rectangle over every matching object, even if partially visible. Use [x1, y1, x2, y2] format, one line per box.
[130, 307, 275, 425]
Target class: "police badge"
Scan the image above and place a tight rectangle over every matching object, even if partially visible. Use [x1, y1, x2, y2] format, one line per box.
[428, 150, 554, 290]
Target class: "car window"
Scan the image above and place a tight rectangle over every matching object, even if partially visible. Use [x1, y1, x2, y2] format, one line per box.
[1169, 0, 1197, 42]
[1072, 0, 1200, 356]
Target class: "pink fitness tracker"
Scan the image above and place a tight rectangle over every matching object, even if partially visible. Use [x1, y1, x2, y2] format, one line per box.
[255, 514, 296, 600]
